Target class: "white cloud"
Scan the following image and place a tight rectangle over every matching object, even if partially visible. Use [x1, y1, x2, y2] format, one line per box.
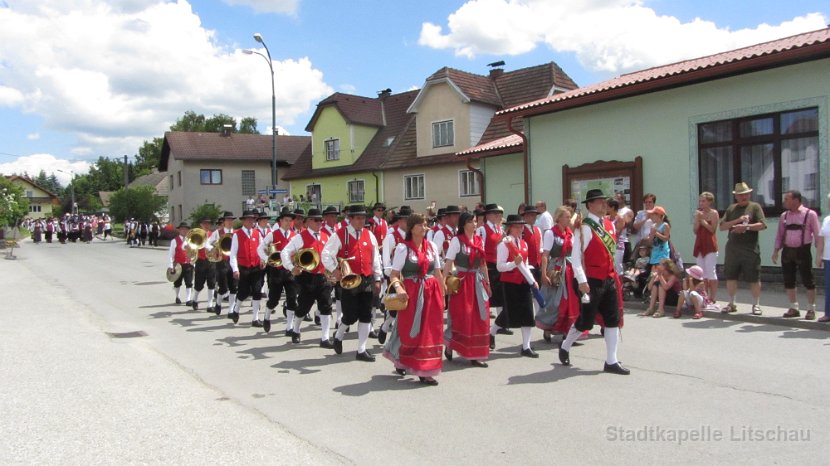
[419, 0, 829, 73]
[339, 84, 357, 93]
[0, 153, 91, 186]
[222, 0, 298, 15]
[0, 0, 331, 158]
[26, 133, 39, 140]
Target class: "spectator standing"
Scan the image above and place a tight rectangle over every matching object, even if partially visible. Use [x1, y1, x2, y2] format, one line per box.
[613, 193, 633, 268]
[772, 190, 820, 320]
[693, 192, 720, 305]
[719, 182, 767, 315]
[535, 200, 554, 235]
[631, 193, 656, 246]
[815, 193, 830, 322]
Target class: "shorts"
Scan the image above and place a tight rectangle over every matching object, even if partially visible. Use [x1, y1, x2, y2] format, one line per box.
[694, 252, 718, 280]
[781, 245, 815, 289]
[680, 290, 704, 310]
[723, 247, 761, 282]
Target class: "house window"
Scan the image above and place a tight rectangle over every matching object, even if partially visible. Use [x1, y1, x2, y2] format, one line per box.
[25, 190, 33, 198]
[241, 170, 256, 196]
[169, 175, 174, 191]
[698, 107, 819, 214]
[325, 139, 340, 161]
[200, 169, 222, 185]
[432, 120, 454, 148]
[29, 204, 42, 212]
[459, 170, 480, 197]
[177, 171, 181, 187]
[347, 180, 364, 203]
[404, 174, 425, 200]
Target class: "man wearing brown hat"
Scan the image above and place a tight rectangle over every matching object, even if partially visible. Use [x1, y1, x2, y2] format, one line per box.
[719, 182, 767, 315]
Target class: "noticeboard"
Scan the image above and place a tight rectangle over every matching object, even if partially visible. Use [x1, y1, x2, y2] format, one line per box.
[562, 157, 644, 211]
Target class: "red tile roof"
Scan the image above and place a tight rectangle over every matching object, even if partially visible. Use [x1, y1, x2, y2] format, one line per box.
[499, 27, 830, 118]
[304, 92, 384, 132]
[456, 133, 523, 157]
[159, 132, 310, 171]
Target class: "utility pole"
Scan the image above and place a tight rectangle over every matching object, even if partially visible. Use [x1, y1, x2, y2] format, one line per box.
[123, 155, 129, 188]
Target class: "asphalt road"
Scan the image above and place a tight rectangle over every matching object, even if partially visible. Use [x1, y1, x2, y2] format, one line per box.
[2, 239, 828, 465]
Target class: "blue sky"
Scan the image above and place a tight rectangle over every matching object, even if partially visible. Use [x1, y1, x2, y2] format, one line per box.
[0, 0, 827, 185]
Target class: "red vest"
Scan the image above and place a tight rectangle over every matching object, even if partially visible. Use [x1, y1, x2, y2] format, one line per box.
[197, 229, 212, 260]
[235, 228, 262, 268]
[174, 236, 188, 265]
[391, 228, 404, 245]
[337, 220, 349, 231]
[483, 223, 502, 264]
[337, 228, 375, 276]
[300, 229, 329, 274]
[583, 218, 617, 280]
[522, 225, 542, 267]
[439, 225, 454, 254]
[272, 229, 295, 251]
[370, 217, 387, 246]
[500, 238, 529, 284]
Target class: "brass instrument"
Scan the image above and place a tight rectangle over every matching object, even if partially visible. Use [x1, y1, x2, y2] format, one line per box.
[208, 232, 233, 262]
[445, 264, 462, 295]
[337, 257, 362, 289]
[266, 243, 282, 267]
[185, 228, 207, 250]
[293, 248, 320, 273]
[186, 246, 199, 264]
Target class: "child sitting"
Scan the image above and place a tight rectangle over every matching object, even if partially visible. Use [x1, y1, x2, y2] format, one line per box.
[675, 265, 708, 319]
[625, 241, 652, 298]
[639, 258, 682, 318]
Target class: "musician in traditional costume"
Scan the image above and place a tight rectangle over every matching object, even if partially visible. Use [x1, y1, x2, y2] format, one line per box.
[368, 202, 389, 334]
[443, 212, 491, 367]
[432, 205, 460, 259]
[427, 208, 446, 243]
[558, 189, 630, 375]
[280, 208, 332, 343]
[229, 210, 264, 326]
[476, 204, 506, 333]
[522, 206, 544, 315]
[207, 211, 237, 316]
[191, 217, 216, 311]
[378, 205, 412, 343]
[383, 213, 446, 385]
[258, 207, 298, 334]
[167, 222, 195, 305]
[492, 214, 541, 357]
[321, 205, 383, 362]
[292, 208, 306, 234]
[322, 205, 344, 327]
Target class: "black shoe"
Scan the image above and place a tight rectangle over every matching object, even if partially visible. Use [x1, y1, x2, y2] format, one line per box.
[558, 348, 571, 366]
[263, 319, 271, 333]
[252, 320, 263, 328]
[230, 312, 239, 324]
[333, 338, 343, 354]
[496, 328, 514, 335]
[543, 331, 552, 343]
[185, 300, 194, 307]
[291, 332, 301, 344]
[603, 362, 630, 375]
[356, 351, 376, 362]
[395, 368, 406, 376]
[319, 339, 334, 349]
[304, 314, 312, 322]
[191, 301, 198, 310]
[314, 315, 321, 325]
[284, 329, 294, 337]
[418, 376, 438, 386]
[489, 335, 495, 350]
[214, 303, 221, 315]
[470, 360, 488, 368]
[175, 298, 182, 305]
[520, 348, 539, 358]
[377, 328, 387, 344]
[444, 347, 453, 361]
[368, 329, 379, 339]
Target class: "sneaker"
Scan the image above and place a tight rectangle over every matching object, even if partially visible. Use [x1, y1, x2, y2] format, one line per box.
[750, 305, 762, 316]
[804, 310, 816, 321]
[721, 303, 737, 314]
[782, 308, 800, 318]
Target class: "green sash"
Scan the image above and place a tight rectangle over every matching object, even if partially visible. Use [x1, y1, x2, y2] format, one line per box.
[582, 217, 615, 258]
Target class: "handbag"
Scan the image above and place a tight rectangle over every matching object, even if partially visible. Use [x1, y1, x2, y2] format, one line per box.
[383, 280, 409, 311]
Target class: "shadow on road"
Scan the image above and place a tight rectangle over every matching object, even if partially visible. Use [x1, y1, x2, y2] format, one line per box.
[507, 366, 602, 385]
[681, 319, 741, 329]
[333, 374, 430, 396]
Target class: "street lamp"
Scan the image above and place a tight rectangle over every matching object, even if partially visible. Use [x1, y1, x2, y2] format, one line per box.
[243, 32, 278, 198]
[56, 169, 76, 215]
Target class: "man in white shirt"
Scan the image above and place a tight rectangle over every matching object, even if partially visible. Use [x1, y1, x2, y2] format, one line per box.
[534, 200, 554, 235]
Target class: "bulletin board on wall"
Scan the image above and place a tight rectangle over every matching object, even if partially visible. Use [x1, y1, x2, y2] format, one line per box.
[562, 157, 644, 212]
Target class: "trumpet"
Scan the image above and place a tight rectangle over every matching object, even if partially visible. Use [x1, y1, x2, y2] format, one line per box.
[266, 244, 282, 268]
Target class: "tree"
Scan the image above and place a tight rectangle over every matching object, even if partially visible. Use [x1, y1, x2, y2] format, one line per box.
[0, 177, 29, 227]
[108, 185, 167, 223]
[239, 117, 258, 134]
[187, 203, 224, 227]
[34, 170, 63, 195]
[134, 137, 163, 177]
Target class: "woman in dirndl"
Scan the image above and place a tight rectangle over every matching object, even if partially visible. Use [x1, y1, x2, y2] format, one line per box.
[383, 213, 446, 385]
[536, 206, 580, 341]
[442, 212, 491, 367]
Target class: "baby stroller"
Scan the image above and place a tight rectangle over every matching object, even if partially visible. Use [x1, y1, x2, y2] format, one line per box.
[621, 239, 652, 301]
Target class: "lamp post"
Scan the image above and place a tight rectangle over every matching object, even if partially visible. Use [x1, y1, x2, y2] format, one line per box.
[57, 169, 76, 215]
[243, 32, 278, 197]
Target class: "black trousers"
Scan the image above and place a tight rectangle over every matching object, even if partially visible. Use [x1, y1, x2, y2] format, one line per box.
[173, 263, 194, 288]
[194, 259, 216, 291]
[295, 273, 333, 318]
[574, 277, 620, 331]
[487, 262, 504, 308]
[496, 281, 534, 328]
[236, 266, 264, 302]
[267, 266, 298, 310]
[340, 276, 374, 325]
[215, 260, 238, 295]
[781, 245, 815, 289]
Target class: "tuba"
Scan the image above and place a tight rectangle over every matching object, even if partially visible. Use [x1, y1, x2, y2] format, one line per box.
[445, 263, 463, 295]
[185, 228, 207, 264]
[293, 248, 320, 273]
[266, 244, 282, 268]
[337, 257, 362, 289]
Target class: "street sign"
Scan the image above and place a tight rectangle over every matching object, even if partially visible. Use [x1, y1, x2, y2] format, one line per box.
[258, 188, 289, 195]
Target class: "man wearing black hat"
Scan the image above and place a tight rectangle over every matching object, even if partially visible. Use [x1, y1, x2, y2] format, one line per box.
[321, 205, 383, 361]
[167, 222, 195, 305]
[258, 207, 299, 333]
[207, 211, 238, 316]
[228, 210, 265, 325]
[280, 208, 334, 345]
[368, 202, 388, 247]
[378, 205, 412, 343]
[322, 205, 340, 236]
[293, 208, 306, 234]
[427, 208, 446, 243]
[559, 189, 629, 375]
[432, 205, 460, 259]
[191, 217, 216, 311]
[477, 204, 507, 332]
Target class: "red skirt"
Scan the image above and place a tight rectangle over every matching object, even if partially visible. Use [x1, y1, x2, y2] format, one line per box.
[447, 271, 490, 360]
[385, 276, 445, 377]
[552, 264, 580, 334]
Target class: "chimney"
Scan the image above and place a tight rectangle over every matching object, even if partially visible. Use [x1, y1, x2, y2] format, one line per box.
[221, 124, 232, 137]
[377, 88, 392, 126]
[487, 60, 506, 79]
